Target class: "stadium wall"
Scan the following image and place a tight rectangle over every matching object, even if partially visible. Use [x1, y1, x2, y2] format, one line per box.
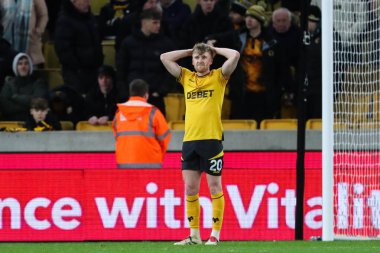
[0, 131, 325, 241]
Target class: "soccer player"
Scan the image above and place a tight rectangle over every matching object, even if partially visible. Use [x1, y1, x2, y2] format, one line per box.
[160, 43, 240, 245]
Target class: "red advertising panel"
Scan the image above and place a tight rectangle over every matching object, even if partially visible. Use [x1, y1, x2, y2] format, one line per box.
[0, 171, 84, 241]
[0, 166, 322, 241]
[0, 152, 321, 170]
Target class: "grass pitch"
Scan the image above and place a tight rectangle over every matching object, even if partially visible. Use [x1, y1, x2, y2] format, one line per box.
[1, 241, 380, 253]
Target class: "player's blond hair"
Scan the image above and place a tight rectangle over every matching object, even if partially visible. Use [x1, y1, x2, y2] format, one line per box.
[192, 43, 216, 58]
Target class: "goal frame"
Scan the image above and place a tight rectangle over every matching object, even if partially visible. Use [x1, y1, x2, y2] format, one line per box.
[322, 0, 334, 242]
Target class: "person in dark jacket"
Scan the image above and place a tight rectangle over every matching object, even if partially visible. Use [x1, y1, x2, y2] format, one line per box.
[54, 0, 103, 95]
[24, 97, 62, 131]
[49, 85, 85, 125]
[303, 5, 322, 119]
[0, 53, 48, 121]
[268, 7, 302, 114]
[178, 0, 233, 69]
[84, 65, 118, 125]
[98, 0, 132, 40]
[115, 0, 161, 51]
[160, 0, 191, 44]
[116, 8, 177, 115]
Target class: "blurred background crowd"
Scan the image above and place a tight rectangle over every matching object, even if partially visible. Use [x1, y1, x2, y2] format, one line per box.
[0, 0, 322, 130]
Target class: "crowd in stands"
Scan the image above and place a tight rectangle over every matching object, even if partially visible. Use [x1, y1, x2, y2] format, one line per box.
[0, 0, 323, 130]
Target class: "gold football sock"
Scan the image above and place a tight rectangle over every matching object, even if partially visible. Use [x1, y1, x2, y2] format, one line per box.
[186, 194, 200, 230]
[211, 192, 225, 231]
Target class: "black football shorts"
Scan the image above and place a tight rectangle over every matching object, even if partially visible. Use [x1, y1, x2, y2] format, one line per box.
[181, 139, 224, 176]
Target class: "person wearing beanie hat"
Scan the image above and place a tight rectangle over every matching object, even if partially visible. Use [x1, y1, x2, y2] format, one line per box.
[84, 65, 118, 126]
[0, 53, 48, 121]
[245, 4, 266, 24]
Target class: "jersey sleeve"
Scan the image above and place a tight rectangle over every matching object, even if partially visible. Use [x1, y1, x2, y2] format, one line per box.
[217, 68, 229, 87]
[178, 67, 191, 87]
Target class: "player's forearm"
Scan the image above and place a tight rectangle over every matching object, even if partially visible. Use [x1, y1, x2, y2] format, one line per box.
[213, 47, 240, 60]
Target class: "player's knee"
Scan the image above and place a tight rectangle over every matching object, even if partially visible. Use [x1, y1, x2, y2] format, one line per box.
[185, 184, 199, 196]
[208, 183, 222, 195]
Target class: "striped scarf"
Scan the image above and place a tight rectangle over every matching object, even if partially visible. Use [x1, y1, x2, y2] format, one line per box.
[0, 0, 32, 52]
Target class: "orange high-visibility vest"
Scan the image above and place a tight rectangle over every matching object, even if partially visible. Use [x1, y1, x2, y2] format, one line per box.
[112, 96, 171, 168]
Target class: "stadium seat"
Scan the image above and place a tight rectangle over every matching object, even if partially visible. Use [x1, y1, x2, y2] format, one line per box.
[306, 119, 322, 130]
[168, 120, 185, 130]
[34, 68, 64, 90]
[168, 120, 258, 130]
[76, 121, 113, 131]
[102, 40, 116, 68]
[164, 93, 185, 122]
[222, 97, 231, 119]
[60, 121, 74, 130]
[0, 121, 24, 129]
[43, 41, 61, 68]
[372, 91, 380, 122]
[222, 119, 257, 130]
[260, 119, 298, 130]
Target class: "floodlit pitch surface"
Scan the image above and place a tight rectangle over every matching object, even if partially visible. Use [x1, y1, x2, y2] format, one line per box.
[1, 241, 379, 253]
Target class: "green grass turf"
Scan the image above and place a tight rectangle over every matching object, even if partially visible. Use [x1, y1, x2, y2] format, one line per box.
[1, 241, 380, 253]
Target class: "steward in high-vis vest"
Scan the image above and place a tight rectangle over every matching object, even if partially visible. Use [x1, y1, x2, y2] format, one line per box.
[112, 79, 171, 168]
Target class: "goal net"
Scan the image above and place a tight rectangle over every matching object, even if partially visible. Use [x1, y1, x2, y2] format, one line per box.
[328, 0, 380, 240]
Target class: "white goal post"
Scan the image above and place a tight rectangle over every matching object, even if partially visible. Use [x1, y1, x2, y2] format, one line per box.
[322, 0, 380, 241]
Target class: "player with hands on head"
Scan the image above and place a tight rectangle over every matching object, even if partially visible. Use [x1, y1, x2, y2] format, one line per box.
[160, 43, 240, 245]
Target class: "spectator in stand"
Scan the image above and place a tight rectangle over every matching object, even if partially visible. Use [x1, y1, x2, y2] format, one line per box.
[303, 5, 322, 119]
[0, 0, 48, 66]
[268, 7, 302, 116]
[179, 0, 233, 49]
[0, 53, 48, 121]
[54, 0, 103, 95]
[49, 85, 85, 126]
[98, 0, 132, 40]
[112, 79, 171, 169]
[0, 23, 18, 90]
[207, 5, 279, 122]
[115, 0, 162, 51]
[160, 0, 191, 44]
[178, 0, 233, 69]
[116, 8, 177, 115]
[24, 97, 62, 131]
[228, 1, 251, 31]
[84, 65, 118, 126]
